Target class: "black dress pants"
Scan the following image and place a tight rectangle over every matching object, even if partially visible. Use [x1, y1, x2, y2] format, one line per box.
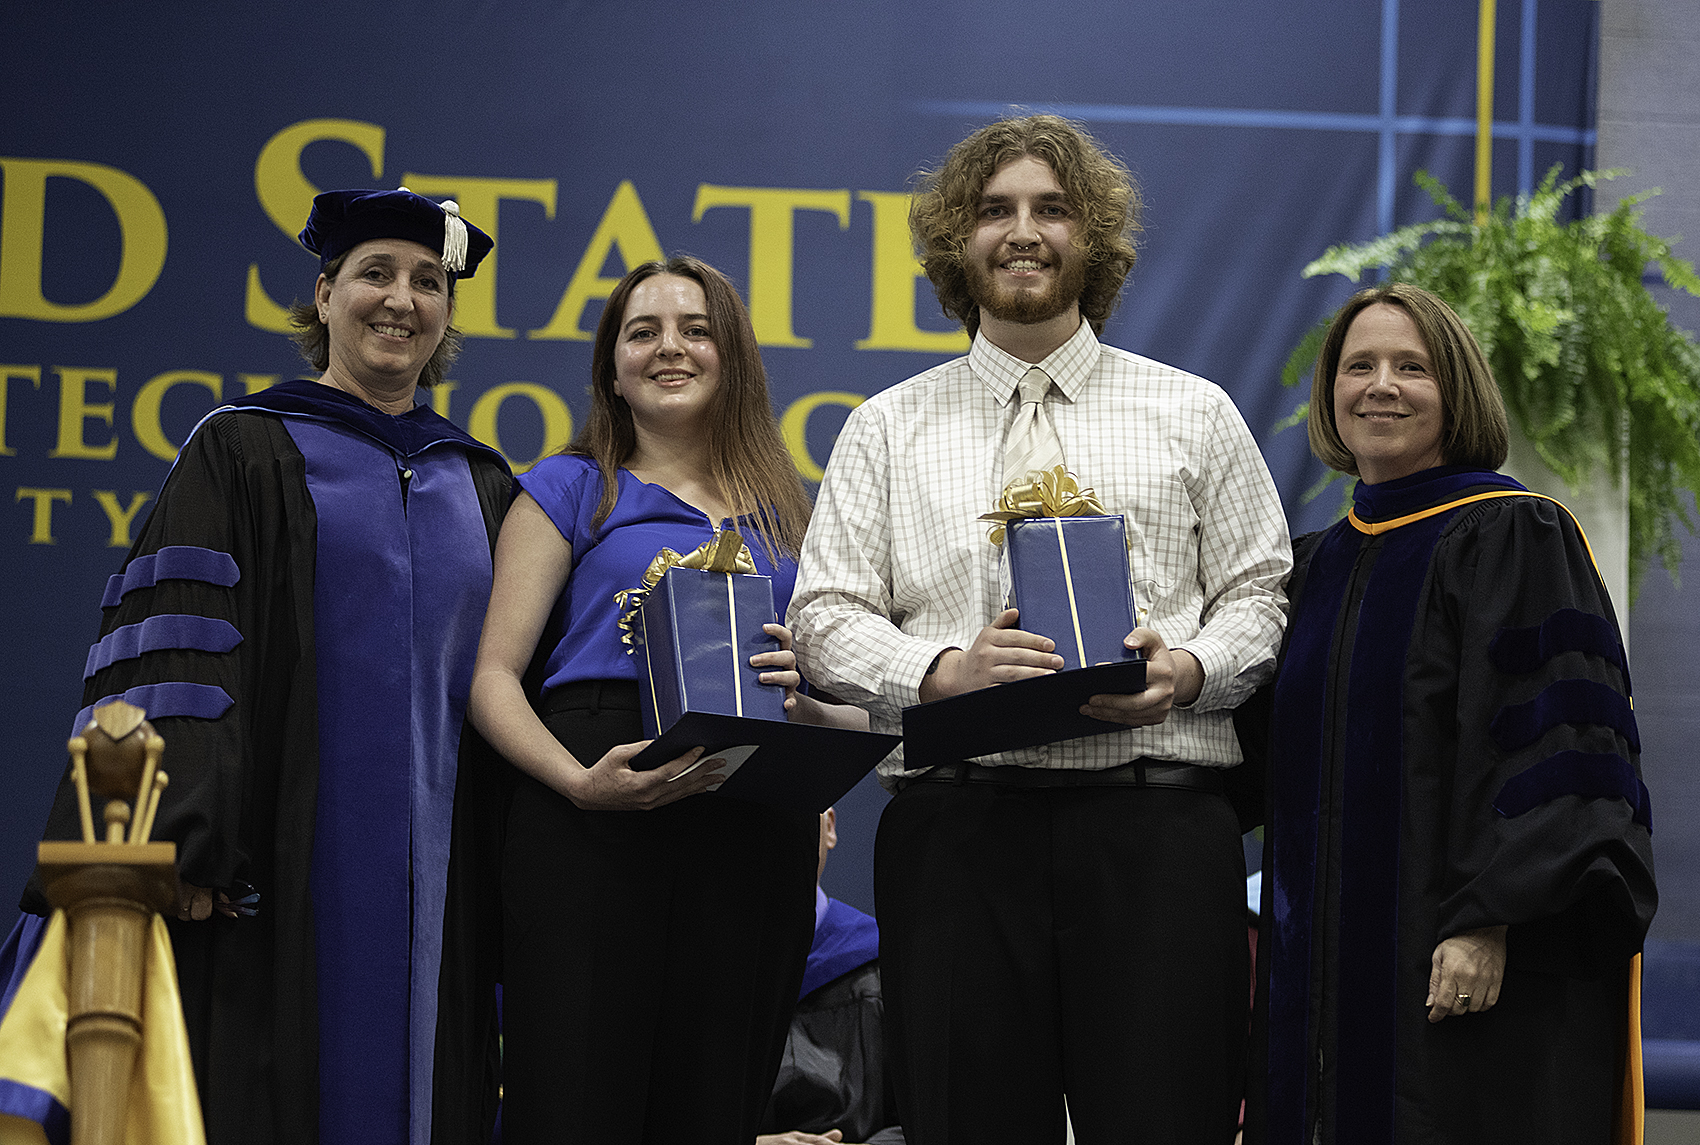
[875, 780, 1248, 1145]
[500, 682, 818, 1145]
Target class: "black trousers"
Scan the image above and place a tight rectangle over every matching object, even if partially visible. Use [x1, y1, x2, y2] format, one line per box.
[875, 780, 1248, 1145]
[500, 682, 818, 1145]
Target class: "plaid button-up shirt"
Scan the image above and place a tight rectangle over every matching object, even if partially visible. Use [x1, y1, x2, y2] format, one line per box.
[789, 320, 1292, 780]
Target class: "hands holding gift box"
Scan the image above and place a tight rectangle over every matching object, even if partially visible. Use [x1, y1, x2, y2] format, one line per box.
[919, 465, 1202, 725]
[613, 528, 868, 735]
[917, 607, 1201, 723]
[469, 492, 731, 813]
[1076, 627, 1203, 725]
[615, 528, 894, 807]
[759, 623, 871, 731]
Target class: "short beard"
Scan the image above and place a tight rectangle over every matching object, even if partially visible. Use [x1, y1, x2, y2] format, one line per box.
[965, 248, 1086, 327]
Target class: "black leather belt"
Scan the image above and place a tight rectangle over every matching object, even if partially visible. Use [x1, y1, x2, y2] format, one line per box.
[895, 758, 1225, 794]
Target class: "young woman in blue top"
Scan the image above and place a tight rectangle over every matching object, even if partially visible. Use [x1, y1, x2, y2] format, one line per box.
[468, 257, 862, 1144]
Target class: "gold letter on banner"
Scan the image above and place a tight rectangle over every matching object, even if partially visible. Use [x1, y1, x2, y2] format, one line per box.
[780, 391, 865, 482]
[92, 490, 152, 548]
[133, 370, 222, 461]
[0, 365, 43, 456]
[50, 367, 118, 460]
[247, 119, 386, 332]
[402, 174, 558, 339]
[430, 381, 458, 420]
[466, 383, 574, 472]
[531, 181, 665, 342]
[855, 191, 968, 353]
[16, 487, 72, 544]
[692, 186, 851, 348]
[0, 159, 167, 323]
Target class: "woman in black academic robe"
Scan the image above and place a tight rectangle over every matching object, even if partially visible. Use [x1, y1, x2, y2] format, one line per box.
[25, 189, 508, 1145]
[1248, 283, 1657, 1145]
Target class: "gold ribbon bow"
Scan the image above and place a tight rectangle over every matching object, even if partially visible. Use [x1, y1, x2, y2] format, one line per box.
[615, 528, 757, 648]
[978, 465, 1109, 545]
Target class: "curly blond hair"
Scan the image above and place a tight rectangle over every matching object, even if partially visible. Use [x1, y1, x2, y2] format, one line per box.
[909, 115, 1141, 337]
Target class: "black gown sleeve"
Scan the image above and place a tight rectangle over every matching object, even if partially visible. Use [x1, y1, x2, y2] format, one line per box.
[1413, 496, 1656, 975]
[25, 411, 315, 908]
[1231, 530, 1324, 834]
[758, 963, 906, 1144]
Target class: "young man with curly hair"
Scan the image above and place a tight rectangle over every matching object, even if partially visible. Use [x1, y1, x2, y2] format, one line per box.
[789, 115, 1292, 1144]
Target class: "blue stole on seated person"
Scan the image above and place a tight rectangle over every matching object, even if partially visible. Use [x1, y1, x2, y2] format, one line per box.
[800, 896, 882, 1001]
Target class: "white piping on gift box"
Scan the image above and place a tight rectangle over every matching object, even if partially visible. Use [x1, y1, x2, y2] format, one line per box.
[727, 574, 743, 716]
[642, 609, 665, 731]
[1053, 518, 1087, 670]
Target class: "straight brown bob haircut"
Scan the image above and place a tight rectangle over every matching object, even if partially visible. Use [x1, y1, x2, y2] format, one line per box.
[909, 114, 1141, 338]
[567, 256, 812, 560]
[1309, 282, 1510, 477]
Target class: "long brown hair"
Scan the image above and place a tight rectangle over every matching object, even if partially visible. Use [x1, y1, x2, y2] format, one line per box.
[567, 256, 812, 560]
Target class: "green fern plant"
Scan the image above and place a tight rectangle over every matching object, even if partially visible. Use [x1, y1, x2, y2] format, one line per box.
[1282, 166, 1700, 599]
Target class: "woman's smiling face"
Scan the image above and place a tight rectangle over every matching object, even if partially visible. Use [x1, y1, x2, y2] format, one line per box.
[317, 238, 451, 389]
[1334, 302, 1447, 485]
[612, 274, 722, 429]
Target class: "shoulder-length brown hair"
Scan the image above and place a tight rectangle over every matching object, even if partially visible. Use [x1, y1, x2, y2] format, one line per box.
[568, 256, 812, 560]
[1308, 282, 1509, 476]
[287, 251, 465, 388]
[909, 114, 1141, 338]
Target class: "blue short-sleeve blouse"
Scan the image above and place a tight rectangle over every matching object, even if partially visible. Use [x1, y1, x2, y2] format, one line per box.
[517, 453, 799, 697]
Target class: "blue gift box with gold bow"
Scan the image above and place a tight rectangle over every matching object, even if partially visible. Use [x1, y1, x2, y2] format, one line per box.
[617, 529, 787, 739]
[1004, 516, 1137, 668]
[983, 467, 1138, 670]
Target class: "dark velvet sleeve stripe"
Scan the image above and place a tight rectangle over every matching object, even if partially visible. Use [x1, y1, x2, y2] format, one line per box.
[1490, 608, 1629, 682]
[100, 545, 240, 607]
[1494, 749, 1652, 830]
[83, 616, 243, 679]
[1490, 678, 1641, 753]
[70, 682, 234, 739]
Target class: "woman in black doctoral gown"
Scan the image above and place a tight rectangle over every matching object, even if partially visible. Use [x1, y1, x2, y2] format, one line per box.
[26, 188, 507, 1145]
[1249, 283, 1656, 1145]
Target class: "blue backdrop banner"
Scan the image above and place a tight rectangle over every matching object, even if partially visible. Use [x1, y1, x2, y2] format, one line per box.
[2, 0, 1601, 922]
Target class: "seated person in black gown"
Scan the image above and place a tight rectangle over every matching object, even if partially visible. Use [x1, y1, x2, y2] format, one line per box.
[758, 808, 905, 1145]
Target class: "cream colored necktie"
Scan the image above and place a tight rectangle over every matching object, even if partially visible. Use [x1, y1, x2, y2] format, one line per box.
[1002, 366, 1065, 484]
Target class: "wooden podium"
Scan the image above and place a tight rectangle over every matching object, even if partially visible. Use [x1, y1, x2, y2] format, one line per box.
[35, 700, 179, 1145]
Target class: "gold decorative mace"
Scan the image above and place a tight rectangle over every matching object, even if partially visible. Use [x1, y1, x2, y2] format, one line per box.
[35, 699, 179, 1145]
